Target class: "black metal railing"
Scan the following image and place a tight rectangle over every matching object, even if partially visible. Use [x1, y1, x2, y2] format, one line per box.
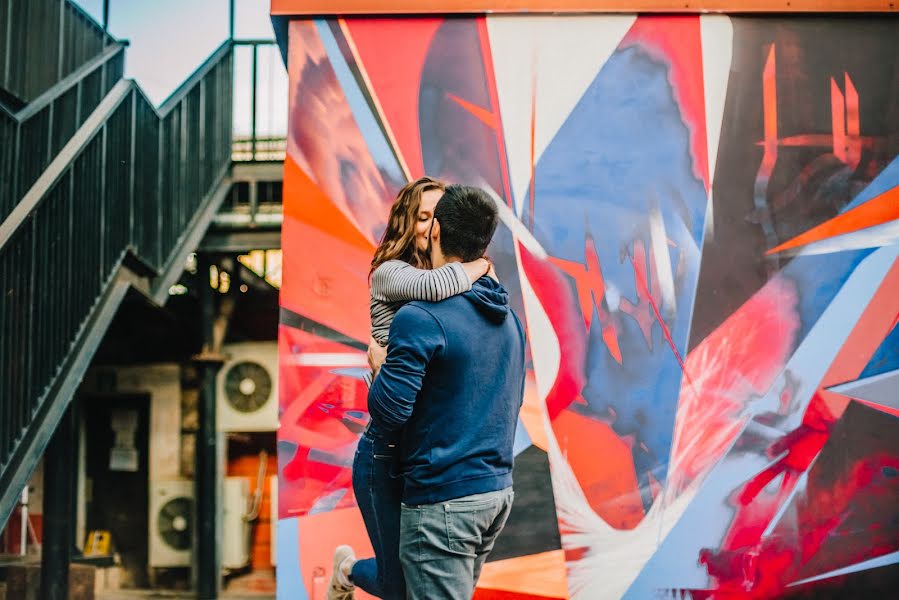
[0, 43, 125, 223]
[0, 42, 233, 503]
[232, 135, 286, 162]
[0, 0, 116, 105]
[231, 40, 285, 162]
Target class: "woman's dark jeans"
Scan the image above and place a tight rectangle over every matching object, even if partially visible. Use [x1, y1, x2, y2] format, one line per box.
[350, 430, 405, 600]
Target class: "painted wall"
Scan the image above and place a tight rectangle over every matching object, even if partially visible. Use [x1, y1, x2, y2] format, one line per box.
[276, 14, 899, 599]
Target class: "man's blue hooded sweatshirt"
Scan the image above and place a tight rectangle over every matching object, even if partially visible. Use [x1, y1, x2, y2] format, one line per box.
[368, 276, 526, 505]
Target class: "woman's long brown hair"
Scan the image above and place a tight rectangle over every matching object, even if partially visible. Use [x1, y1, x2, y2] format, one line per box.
[370, 176, 445, 275]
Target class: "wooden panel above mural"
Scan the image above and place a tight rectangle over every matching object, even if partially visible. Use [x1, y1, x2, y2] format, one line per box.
[271, 0, 898, 14]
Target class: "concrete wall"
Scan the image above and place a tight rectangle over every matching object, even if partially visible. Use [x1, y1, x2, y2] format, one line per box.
[83, 364, 183, 482]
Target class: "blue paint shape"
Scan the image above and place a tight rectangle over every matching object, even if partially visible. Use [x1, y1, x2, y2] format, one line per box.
[860, 322, 899, 379]
[276, 517, 309, 600]
[785, 249, 873, 344]
[842, 156, 899, 212]
[513, 416, 533, 457]
[314, 19, 405, 185]
[527, 45, 709, 487]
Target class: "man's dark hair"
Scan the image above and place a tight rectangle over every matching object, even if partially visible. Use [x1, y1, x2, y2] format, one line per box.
[433, 185, 499, 262]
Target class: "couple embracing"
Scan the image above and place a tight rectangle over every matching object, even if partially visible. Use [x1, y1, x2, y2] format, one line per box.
[328, 179, 526, 600]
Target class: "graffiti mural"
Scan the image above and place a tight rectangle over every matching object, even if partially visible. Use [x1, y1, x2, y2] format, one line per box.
[276, 13, 899, 599]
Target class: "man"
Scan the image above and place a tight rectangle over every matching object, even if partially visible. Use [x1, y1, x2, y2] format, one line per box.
[367, 184, 526, 599]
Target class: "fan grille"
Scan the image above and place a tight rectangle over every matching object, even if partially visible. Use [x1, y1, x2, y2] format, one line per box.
[157, 496, 193, 551]
[224, 361, 272, 413]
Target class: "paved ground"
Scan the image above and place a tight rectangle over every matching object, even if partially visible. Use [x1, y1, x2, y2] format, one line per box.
[1, 583, 273, 600]
[98, 592, 273, 600]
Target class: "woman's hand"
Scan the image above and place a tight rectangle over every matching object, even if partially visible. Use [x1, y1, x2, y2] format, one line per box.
[486, 261, 498, 282]
[461, 257, 491, 283]
[368, 336, 387, 375]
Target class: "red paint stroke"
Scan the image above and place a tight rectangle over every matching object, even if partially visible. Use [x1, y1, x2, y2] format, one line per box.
[630, 250, 694, 390]
[703, 452, 899, 598]
[704, 257, 899, 592]
[831, 77, 847, 163]
[342, 17, 444, 178]
[619, 240, 660, 349]
[756, 71, 874, 159]
[668, 275, 800, 495]
[277, 327, 370, 517]
[829, 74, 862, 171]
[767, 135, 879, 150]
[518, 245, 588, 420]
[756, 65, 873, 202]
[529, 55, 537, 230]
[844, 74, 862, 170]
[759, 45, 779, 181]
[548, 235, 622, 364]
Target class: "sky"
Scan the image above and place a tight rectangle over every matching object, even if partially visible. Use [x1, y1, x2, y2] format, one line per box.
[73, 0, 288, 137]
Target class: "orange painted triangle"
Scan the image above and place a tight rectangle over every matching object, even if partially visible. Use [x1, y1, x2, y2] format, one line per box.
[447, 92, 497, 129]
[475, 550, 567, 599]
[342, 18, 444, 179]
[280, 155, 374, 339]
[767, 185, 899, 255]
[282, 155, 374, 254]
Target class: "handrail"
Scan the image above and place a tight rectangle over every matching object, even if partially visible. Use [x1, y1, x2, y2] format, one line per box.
[0, 0, 119, 104]
[14, 43, 126, 123]
[1, 38, 232, 226]
[158, 40, 232, 117]
[64, 0, 117, 44]
[0, 37, 126, 223]
[230, 39, 286, 162]
[0, 81, 132, 250]
[233, 38, 278, 45]
[2, 38, 238, 248]
[0, 40, 234, 527]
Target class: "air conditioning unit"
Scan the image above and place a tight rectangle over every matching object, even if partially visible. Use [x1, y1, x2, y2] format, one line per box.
[216, 342, 279, 432]
[149, 480, 194, 567]
[270, 475, 278, 567]
[223, 477, 250, 570]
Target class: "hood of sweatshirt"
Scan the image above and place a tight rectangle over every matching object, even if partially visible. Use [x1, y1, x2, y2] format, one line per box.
[463, 276, 510, 324]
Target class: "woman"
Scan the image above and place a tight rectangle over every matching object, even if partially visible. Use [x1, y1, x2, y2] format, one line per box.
[327, 176, 491, 600]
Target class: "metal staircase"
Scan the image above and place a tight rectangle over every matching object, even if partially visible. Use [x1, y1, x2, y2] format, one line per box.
[0, 2, 237, 527]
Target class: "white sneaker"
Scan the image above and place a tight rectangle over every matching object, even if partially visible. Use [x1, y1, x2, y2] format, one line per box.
[326, 544, 356, 600]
